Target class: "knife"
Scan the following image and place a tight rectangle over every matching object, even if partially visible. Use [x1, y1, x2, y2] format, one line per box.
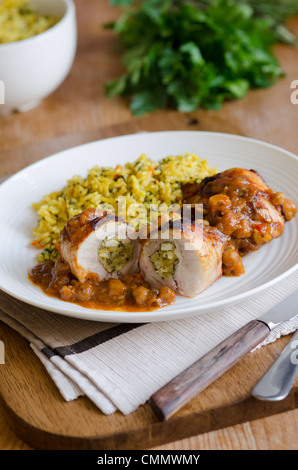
[252, 329, 298, 401]
[149, 290, 298, 421]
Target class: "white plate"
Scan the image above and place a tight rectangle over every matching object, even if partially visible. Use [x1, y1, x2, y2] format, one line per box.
[0, 131, 297, 323]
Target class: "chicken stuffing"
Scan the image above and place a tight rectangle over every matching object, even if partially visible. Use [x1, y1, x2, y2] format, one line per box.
[182, 168, 297, 276]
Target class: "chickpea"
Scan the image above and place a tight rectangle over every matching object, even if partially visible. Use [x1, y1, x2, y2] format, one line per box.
[51, 273, 73, 289]
[108, 279, 127, 299]
[59, 285, 75, 301]
[52, 258, 71, 276]
[133, 286, 157, 306]
[283, 199, 297, 221]
[223, 261, 245, 276]
[75, 283, 93, 301]
[253, 226, 272, 244]
[222, 245, 241, 267]
[271, 191, 285, 206]
[222, 246, 245, 276]
[158, 286, 175, 306]
[208, 194, 231, 214]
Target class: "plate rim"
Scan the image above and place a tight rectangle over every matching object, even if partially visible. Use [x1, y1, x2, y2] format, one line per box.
[1, 130, 297, 322]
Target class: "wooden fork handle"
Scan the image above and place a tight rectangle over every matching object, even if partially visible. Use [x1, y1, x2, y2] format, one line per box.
[149, 320, 270, 421]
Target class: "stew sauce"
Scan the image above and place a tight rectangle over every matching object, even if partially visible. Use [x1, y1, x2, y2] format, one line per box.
[29, 257, 175, 311]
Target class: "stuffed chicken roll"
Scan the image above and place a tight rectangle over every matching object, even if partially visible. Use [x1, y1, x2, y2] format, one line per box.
[60, 208, 140, 283]
[139, 216, 227, 297]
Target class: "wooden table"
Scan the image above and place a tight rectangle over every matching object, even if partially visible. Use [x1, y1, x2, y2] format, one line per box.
[0, 0, 298, 450]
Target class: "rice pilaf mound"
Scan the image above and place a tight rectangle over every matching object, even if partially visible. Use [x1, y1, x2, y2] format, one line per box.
[31, 153, 217, 261]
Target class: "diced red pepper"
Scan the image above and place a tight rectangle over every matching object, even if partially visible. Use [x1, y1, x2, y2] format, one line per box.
[255, 223, 266, 234]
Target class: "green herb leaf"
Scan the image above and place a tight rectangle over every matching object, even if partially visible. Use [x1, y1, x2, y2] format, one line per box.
[105, 75, 127, 98]
[105, 0, 298, 115]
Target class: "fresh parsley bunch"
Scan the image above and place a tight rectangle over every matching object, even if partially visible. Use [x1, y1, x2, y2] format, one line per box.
[105, 0, 298, 116]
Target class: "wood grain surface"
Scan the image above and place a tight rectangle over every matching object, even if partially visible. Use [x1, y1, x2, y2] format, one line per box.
[0, 310, 297, 450]
[0, 0, 298, 450]
[150, 321, 270, 421]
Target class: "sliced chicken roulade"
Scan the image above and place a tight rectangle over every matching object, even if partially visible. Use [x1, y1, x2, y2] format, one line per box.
[139, 217, 227, 297]
[60, 208, 140, 283]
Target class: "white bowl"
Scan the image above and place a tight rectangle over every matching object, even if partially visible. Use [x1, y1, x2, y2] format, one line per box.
[0, 0, 77, 115]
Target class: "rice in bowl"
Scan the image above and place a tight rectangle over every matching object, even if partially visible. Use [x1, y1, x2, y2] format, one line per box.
[0, 0, 59, 44]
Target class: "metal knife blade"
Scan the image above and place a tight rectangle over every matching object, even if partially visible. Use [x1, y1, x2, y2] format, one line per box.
[257, 289, 298, 330]
[252, 329, 298, 401]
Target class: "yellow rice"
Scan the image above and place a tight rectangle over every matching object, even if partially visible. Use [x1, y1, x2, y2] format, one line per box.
[0, 0, 59, 44]
[32, 153, 217, 261]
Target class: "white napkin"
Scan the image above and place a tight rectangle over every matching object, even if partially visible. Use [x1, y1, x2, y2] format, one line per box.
[0, 270, 297, 416]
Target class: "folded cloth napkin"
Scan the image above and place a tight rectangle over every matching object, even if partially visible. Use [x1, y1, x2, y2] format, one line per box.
[0, 270, 297, 416]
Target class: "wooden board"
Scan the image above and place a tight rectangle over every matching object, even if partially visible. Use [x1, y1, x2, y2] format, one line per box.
[0, 113, 297, 450]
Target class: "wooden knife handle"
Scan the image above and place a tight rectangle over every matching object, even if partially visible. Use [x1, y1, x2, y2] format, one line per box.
[149, 320, 270, 421]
